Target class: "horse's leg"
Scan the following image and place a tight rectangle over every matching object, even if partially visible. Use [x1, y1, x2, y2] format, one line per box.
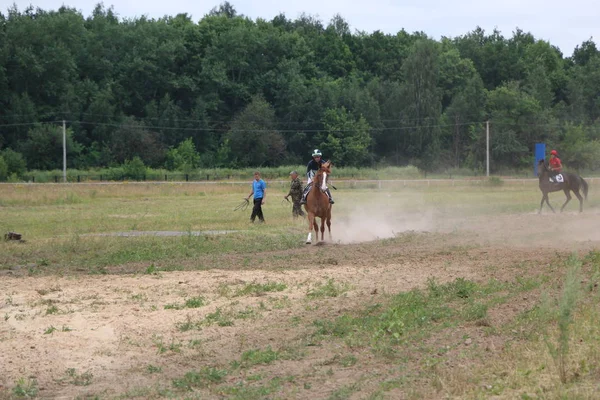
[319, 217, 325, 242]
[540, 192, 554, 214]
[545, 194, 555, 213]
[560, 189, 571, 212]
[306, 213, 314, 244]
[573, 189, 584, 213]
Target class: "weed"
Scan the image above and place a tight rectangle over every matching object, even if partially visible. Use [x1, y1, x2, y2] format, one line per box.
[44, 325, 57, 335]
[235, 306, 260, 320]
[165, 296, 205, 310]
[204, 308, 234, 327]
[172, 367, 227, 390]
[12, 377, 38, 398]
[169, 341, 182, 353]
[269, 296, 292, 309]
[176, 315, 201, 332]
[217, 283, 232, 297]
[144, 264, 158, 274]
[313, 316, 356, 339]
[65, 368, 94, 386]
[327, 383, 358, 400]
[184, 296, 205, 308]
[307, 279, 349, 298]
[131, 293, 147, 302]
[464, 302, 488, 321]
[544, 254, 582, 383]
[219, 377, 282, 399]
[45, 305, 59, 315]
[515, 276, 542, 292]
[339, 354, 358, 367]
[234, 282, 287, 297]
[237, 346, 280, 368]
[36, 286, 61, 295]
[146, 365, 162, 374]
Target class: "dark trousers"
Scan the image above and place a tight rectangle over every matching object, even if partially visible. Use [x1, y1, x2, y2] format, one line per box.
[250, 198, 265, 222]
[292, 198, 305, 218]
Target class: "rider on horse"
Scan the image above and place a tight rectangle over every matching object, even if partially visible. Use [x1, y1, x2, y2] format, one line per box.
[549, 149, 563, 182]
[299, 149, 334, 205]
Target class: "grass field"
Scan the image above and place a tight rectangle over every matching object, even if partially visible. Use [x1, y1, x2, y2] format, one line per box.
[2, 181, 600, 399]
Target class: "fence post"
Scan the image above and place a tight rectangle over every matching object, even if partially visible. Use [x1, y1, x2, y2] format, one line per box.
[186, 174, 189, 182]
[165, 174, 167, 181]
[55, 176, 58, 183]
[77, 175, 80, 182]
[32, 176, 35, 183]
[206, 174, 209, 181]
[100, 174, 103, 182]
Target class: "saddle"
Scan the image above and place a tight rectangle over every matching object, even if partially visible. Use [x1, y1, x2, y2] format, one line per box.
[549, 173, 564, 183]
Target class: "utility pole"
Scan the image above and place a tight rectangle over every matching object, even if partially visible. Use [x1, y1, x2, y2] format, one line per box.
[486, 120, 490, 177]
[63, 120, 67, 183]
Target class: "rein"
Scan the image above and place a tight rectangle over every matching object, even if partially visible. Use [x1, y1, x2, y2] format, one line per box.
[233, 198, 249, 211]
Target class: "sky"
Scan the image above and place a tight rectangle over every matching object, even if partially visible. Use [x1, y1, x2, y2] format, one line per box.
[5, 0, 599, 57]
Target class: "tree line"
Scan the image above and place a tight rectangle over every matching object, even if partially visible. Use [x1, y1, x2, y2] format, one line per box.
[1, 2, 599, 180]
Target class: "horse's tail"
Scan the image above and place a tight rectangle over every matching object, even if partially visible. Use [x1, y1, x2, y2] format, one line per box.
[581, 177, 589, 200]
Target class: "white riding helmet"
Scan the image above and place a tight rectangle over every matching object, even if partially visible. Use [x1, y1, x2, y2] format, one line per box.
[312, 149, 322, 157]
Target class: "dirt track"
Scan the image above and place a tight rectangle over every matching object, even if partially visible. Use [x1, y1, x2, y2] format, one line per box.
[2, 210, 600, 399]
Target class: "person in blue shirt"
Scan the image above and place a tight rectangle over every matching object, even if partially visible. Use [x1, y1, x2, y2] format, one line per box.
[246, 171, 266, 223]
[299, 149, 334, 205]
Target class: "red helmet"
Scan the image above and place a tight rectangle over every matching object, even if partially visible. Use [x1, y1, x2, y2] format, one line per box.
[551, 150, 558, 156]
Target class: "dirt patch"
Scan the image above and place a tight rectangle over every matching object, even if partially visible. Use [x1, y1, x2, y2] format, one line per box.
[2, 209, 600, 398]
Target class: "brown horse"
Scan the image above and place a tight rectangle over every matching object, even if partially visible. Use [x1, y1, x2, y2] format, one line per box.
[304, 161, 332, 244]
[537, 159, 588, 213]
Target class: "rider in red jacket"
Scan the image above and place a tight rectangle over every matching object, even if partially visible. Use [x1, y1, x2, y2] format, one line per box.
[549, 149, 562, 182]
[549, 150, 562, 172]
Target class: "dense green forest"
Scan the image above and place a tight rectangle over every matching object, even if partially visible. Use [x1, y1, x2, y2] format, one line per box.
[0, 2, 599, 179]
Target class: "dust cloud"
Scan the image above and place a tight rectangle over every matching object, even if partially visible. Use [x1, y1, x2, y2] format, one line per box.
[330, 191, 440, 244]
[333, 206, 437, 244]
[324, 191, 600, 248]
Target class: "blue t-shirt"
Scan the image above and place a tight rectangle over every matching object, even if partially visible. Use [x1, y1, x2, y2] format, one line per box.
[252, 179, 266, 199]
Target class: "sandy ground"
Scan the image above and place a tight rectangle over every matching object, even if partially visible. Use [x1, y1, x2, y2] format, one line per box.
[2, 209, 600, 399]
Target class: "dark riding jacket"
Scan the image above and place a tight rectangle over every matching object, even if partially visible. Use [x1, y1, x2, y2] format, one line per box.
[306, 159, 328, 181]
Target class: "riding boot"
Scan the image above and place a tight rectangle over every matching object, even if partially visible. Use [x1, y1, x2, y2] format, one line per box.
[325, 188, 334, 204]
[299, 184, 311, 204]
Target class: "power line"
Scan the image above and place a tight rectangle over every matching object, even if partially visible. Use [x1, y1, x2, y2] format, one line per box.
[0, 119, 590, 134]
[0, 111, 489, 125]
[0, 119, 486, 132]
[0, 121, 62, 127]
